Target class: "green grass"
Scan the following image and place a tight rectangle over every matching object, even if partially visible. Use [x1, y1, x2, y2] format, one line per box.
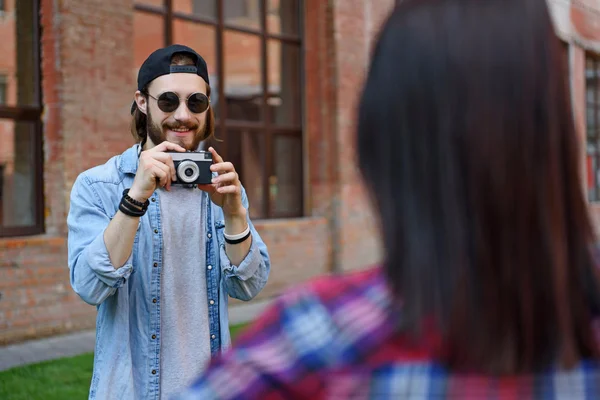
[0, 352, 95, 400]
[0, 323, 249, 400]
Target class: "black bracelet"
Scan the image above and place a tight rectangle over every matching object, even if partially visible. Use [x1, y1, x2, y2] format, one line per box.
[224, 230, 252, 245]
[119, 204, 143, 217]
[123, 189, 149, 210]
[119, 189, 149, 217]
[119, 199, 145, 217]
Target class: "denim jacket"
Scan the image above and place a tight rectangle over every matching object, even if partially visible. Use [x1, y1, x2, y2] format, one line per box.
[66, 143, 271, 400]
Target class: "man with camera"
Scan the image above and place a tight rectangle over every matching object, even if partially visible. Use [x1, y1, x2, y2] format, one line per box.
[66, 44, 271, 400]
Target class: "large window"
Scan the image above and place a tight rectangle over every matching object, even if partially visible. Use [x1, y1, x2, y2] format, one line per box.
[586, 55, 600, 202]
[0, 0, 43, 237]
[134, 0, 304, 219]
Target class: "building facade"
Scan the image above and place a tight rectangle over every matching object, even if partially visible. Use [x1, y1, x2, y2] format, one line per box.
[0, 0, 390, 345]
[2, 0, 600, 346]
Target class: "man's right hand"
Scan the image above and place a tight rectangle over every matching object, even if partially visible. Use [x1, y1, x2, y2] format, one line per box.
[128, 141, 186, 202]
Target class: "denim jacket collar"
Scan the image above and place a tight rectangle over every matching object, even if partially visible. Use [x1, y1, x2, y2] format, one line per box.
[118, 143, 141, 175]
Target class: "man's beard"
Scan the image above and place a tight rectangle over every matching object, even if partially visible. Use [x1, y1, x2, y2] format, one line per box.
[146, 107, 205, 151]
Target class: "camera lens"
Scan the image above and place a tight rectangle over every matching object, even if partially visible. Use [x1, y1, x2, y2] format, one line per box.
[177, 160, 200, 183]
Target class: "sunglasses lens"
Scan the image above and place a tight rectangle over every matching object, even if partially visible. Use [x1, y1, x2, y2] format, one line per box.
[157, 92, 179, 113]
[187, 93, 209, 114]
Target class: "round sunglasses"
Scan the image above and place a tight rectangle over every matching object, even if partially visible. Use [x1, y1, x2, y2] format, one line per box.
[147, 91, 210, 114]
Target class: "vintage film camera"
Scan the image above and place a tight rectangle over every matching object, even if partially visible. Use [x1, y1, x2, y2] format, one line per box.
[166, 151, 213, 185]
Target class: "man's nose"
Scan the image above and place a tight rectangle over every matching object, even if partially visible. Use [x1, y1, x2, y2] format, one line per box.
[173, 101, 192, 122]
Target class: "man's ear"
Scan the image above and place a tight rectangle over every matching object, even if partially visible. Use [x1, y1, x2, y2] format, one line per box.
[134, 90, 148, 115]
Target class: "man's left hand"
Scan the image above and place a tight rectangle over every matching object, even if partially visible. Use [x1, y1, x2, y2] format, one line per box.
[198, 147, 245, 217]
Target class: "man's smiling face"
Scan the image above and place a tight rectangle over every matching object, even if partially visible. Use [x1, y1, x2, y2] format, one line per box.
[143, 72, 209, 151]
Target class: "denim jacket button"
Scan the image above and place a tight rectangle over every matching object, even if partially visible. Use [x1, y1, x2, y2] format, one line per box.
[211, 334, 216, 339]
[154, 229, 158, 234]
[152, 298, 157, 303]
[207, 265, 212, 270]
[207, 233, 212, 238]
[152, 370, 157, 375]
[152, 334, 156, 339]
[209, 300, 215, 305]
[153, 263, 158, 268]
[151, 198, 156, 202]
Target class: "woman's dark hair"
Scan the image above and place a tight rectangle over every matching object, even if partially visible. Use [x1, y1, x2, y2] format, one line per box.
[130, 52, 215, 146]
[357, 0, 600, 373]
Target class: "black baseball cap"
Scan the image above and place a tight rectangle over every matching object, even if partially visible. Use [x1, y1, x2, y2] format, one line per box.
[131, 44, 210, 114]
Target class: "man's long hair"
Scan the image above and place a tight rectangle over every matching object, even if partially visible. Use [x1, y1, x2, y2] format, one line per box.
[357, 0, 600, 373]
[130, 53, 215, 147]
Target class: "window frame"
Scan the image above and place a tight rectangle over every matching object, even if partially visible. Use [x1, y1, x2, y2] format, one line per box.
[0, 0, 44, 237]
[586, 53, 600, 203]
[133, 0, 305, 219]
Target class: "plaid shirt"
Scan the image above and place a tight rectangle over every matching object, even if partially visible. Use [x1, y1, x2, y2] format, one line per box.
[175, 267, 600, 399]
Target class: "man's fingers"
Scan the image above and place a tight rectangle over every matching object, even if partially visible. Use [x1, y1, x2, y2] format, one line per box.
[153, 141, 186, 153]
[216, 185, 240, 194]
[212, 172, 237, 185]
[151, 159, 171, 189]
[151, 152, 177, 180]
[169, 159, 176, 181]
[208, 147, 224, 163]
[151, 158, 171, 177]
[153, 169, 168, 189]
[155, 169, 169, 190]
[210, 162, 235, 175]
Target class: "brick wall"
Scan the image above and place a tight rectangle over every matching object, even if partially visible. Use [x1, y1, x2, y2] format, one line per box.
[331, 0, 393, 272]
[0, 237, 92, 344]
[553, 0, 600, 232]
[0, 0, 396, 345]
[0, 0, 136, 346]
[4, 0, 598, 347]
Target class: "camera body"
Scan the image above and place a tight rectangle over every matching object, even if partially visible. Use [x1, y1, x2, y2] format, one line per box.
[166, 150, 213, 185]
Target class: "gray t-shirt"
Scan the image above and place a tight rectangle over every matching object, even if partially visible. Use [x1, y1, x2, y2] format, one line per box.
[158, 185, 211, 400]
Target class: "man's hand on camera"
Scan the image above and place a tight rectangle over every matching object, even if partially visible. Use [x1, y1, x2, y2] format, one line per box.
[128, 141, 186, 202]
[197, 147, 246, 218]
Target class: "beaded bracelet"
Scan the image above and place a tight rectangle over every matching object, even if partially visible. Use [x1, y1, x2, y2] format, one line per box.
[119, 188, 149, 217]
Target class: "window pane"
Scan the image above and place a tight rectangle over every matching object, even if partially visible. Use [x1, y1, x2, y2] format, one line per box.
[0, 0, 38, 106]
[133, 12, 166, 86]
[135, 0, 165, 7]
[267, 0, 299, 36]
[0, 119, 38, 228]
[224, 31, 263, 121]
[175, 0, 216, 20]
[586, 56, 600, 202]
[587, 85, 596, 105]
[173, 21, 219, 117]
[268, 40, 301, 126]
[588, 106, 596, 134]
[0, 74, 7, 105]
[225, 0, 260, 30]
[272, 134, 302, 216]
[226, 129, 266, 218]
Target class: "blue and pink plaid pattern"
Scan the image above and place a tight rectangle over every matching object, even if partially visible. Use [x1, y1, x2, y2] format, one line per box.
[175, 267, 600, 399]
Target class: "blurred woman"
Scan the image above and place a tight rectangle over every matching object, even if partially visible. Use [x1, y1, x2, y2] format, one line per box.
[177, 0, 600, 398]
